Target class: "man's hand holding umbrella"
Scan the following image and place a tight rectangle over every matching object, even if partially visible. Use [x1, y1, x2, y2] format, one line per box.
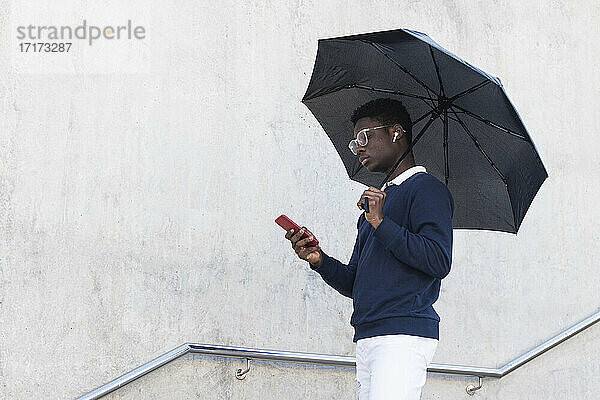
[358, 187, 387, 230]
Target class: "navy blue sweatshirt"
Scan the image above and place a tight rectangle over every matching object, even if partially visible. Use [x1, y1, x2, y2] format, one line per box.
[312, 172, 454, 342]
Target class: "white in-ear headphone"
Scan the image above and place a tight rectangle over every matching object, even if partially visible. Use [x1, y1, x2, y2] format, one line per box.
[392, 127, 406, 143]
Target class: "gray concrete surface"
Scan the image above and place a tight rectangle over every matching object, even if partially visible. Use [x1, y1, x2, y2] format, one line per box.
[1, 0, 599, 398]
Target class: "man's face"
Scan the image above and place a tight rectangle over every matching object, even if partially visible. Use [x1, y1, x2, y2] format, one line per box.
[353, 117, 400, 173]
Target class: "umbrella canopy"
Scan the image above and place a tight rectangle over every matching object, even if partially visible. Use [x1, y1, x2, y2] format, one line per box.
[302, 28, 548, 234]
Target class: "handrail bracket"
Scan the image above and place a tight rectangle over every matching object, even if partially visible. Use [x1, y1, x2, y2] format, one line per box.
[466, 376, 483, 395]
[235, 358, 251, 380]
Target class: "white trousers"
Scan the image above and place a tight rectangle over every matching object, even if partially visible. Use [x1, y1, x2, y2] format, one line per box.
[355, 334, 438, 400]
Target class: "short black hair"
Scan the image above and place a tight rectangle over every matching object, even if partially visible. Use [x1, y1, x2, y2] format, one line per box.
[350, 98, 412, 146]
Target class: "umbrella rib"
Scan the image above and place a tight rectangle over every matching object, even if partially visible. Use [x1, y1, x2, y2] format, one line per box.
[451, 104, 528, 142]
[351, 83, 437, 112]
[368, 41, 438, 99]
[448, 107, 508, 185]
[444, 113, 462, 124]
[449, 80, 491, 102]
[429, 46, 445, 97]
[418, 90, 437, 110]
[413, 106, 438, 125]
[351, 84, 437, 103]
[420, 97, 436, 112]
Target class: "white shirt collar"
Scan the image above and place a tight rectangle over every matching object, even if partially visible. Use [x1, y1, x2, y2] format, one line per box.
[384, 165, 427, 188]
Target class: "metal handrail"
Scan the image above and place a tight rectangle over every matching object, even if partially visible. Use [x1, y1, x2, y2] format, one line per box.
[78, 308, 600, 399]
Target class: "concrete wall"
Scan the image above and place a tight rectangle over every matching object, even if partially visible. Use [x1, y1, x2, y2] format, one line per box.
[1, 0, 599, 398]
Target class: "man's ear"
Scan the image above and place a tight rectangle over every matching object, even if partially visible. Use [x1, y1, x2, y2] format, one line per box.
[392, 123, 405, 135]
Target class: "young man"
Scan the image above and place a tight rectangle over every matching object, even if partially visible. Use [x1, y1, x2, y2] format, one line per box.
[285, 98, 454, 399]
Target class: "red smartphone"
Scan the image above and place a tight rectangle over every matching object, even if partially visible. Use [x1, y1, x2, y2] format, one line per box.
[275, 215, 319, 247]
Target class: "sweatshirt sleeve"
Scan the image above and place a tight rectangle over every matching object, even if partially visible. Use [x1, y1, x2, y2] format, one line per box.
[373, 179, 454, 279]
[310, 217, 363, 298]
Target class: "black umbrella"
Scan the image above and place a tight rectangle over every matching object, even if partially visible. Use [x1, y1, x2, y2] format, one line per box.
[302, 28, 548, 234]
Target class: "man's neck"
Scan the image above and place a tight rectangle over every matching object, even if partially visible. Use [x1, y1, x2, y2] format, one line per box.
[385, 156, 416, 182]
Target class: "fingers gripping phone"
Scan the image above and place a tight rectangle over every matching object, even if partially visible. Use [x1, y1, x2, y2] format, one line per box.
[275, 215, 319, 247]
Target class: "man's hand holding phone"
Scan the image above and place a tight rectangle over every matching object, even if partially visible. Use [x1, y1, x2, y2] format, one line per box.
[285, 227, 323, 268]
[276, 215, 323, 268]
